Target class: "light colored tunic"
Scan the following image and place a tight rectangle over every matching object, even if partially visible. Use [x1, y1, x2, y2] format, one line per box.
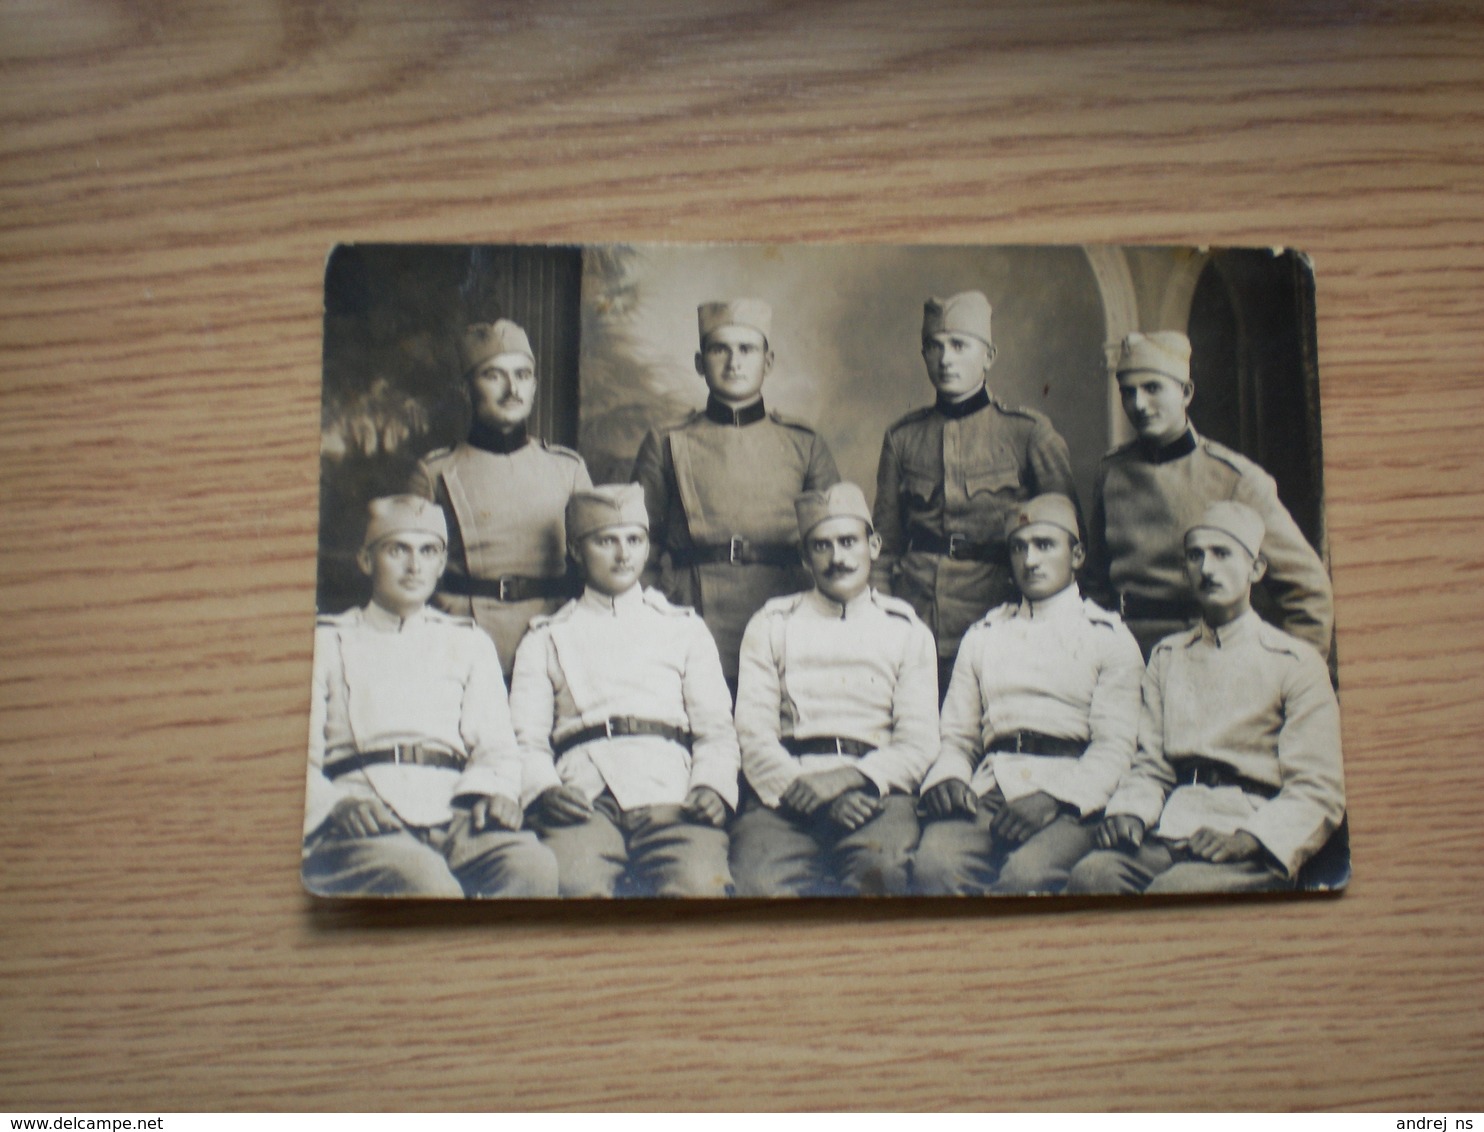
[734, 587, 940, 808]
[304, 603, 523, 836]
[921, 584, 1145, 816]
[510, 585, 742, 811]
[1105, 610, 1345, 877]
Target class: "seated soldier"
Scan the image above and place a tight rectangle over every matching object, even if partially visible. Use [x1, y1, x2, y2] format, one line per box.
[1068, 502, 1346, 895]
[510, 484, 741, 898]
[731, 483, 939, 897]
[302, 495, 559, 899]
[913, 493, 1144, 895]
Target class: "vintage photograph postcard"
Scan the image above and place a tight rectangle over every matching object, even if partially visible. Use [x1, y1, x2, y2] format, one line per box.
[304, 242, 1348, 901]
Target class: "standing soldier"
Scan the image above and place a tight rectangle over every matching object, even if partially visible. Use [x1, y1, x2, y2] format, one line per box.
[510, 484, 741, 898]
[1085, 330, 1333, 659]
[411, 318, 592, 679]
[731, 483, 939, 897]
[873, 291, 1079, 692]
[632, 298, 839, 689]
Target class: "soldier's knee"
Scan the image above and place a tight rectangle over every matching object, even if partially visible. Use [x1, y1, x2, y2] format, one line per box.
[557, 855, 624, 899]
[732, 847, 807, 897]
[992, 850, 1060, 896]
[1066, 850, 1139, 895]
[844, 841, 912, 896]
[909, 835, 967, 895]
[653, 856, 733, 899]
[496, 841, 561, 899]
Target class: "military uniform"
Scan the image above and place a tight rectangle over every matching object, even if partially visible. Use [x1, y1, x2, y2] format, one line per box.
[872, 386, 1078, 667]
[1068, 609, 1346, 895]
[913, 584, 1144, 895]
[302, 602, 558, 899]
[510, 583, 742, 898]
[1086, 427, 1334, 659]
[410, 428, 591, 678]
[731, 582, 939, 897]
[632, 397, 839, 684]
[1088, 330, 1333, 661]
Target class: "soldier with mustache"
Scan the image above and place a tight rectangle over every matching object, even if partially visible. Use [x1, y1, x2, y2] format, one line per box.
[731, 483, 939, 897]
[411, 318, 592, 680]
[1069, 502, 1346, 894]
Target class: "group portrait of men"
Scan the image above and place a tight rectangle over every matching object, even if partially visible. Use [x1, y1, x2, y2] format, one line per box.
[304, 269, 1347, 902]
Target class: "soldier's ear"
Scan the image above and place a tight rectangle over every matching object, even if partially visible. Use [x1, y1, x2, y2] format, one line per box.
[762, 347, 775, 375]
[356, 547, 373, 576]
[984, 342, 998, 373]
[1181, 380, 1195, 410]
[1070, 539, 1086, 571]
[1250, 553, 1268, 585]
[867, 531, 883, 562]
[694, 351, 706, 378]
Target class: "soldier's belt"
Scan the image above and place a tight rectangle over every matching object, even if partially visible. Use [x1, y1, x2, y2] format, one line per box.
[324, 744, 467, 780]
[440, 572, 579, 602]
[905, 524, 1000, 563]
[1171, 756, 1279, 799]
[782, 735, 875, 758]
[552, 717, 693, 757]
[986, 731, 1088, 759]
[670, 538, 798, 568]
[1118, 592, 1201, 622]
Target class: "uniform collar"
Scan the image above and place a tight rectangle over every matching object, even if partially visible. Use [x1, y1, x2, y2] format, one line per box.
[362, 601, 432, 632]
[805, 585, 874, 620]
[1015, 583, 1083, 620]
[704, 395, 767, 427]
[935, 384, 990, 420]
[467, 420, 530, 455]
[579, 582, 646, 615]
[1138, 425, 1197, 464]
[1196, 607, 1259, 648]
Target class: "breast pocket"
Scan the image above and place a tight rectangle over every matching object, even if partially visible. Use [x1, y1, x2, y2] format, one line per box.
[965, 463, 1023, 499]
[903, 471, 941, 510]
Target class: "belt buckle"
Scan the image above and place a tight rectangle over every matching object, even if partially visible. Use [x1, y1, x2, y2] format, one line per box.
[497, 576, 513, 602]
[834, 737, 846, 756]
[391, 743, 406, 766]
[604, 718, 616, 740]
[1014, 731, 1024, 753]
[947, 532, 966, 560]
[1119, 591, 1128, 618]
[729, 536, 745, 564]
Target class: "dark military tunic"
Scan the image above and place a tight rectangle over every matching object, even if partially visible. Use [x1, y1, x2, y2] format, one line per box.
[631, 395, 839, 683]
[871, 386, 1078, 661]
[410, 424, 592, 679]
[1085, 427, 1334, 660]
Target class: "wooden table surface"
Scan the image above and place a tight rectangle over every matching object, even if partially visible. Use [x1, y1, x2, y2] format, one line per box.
[2, 0, 1481, 1112]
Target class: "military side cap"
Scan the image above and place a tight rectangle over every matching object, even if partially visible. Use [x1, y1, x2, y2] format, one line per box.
[922, 291, 992, 345]
[1004, 492, 1080, 542]
[566, 483, 650, 542]
[795, 482, 874, 541]
[363, 494, 448, 549]
[1117, 330, 1192, 385]
[1186, 500, 1265, 558]
[460, 319, 534, 375]
[698, 298, 772, 344]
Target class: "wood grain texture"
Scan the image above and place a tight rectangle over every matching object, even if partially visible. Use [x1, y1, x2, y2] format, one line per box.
[1, 0, 1481, 1112]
